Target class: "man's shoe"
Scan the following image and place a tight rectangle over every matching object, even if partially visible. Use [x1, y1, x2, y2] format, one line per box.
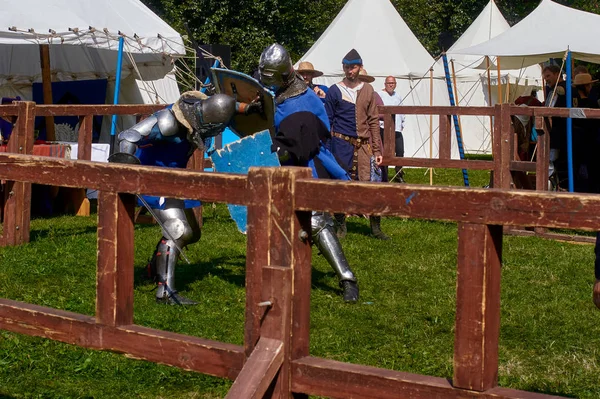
[370, 216, 391, 240]
[372, 230, 391, 240]
[340, 280, 359, 303]
[156, 291, 198, 306]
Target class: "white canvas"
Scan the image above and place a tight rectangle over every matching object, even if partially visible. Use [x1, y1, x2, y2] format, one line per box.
[296, 0, 459, 160]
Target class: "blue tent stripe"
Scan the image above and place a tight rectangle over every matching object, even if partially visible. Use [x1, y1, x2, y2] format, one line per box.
[441, 53, 469, 187]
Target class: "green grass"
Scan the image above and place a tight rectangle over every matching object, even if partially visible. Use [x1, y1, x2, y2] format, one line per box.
[2, 169, 600, 398]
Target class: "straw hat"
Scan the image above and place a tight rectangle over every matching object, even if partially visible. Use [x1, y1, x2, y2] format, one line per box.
[296, 61, 323, 77]
[358, 67, 375, 83]
[573, 73, 598, 86]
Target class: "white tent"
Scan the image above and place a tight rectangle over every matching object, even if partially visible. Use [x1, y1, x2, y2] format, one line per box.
[446, 0, 543, 154]
[0, 0, 186, 140]
[296, 0, 458, 160]
[453, 0, 600, 69]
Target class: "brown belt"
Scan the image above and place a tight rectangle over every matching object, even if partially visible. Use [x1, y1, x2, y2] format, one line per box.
[331, 132, 370, 180]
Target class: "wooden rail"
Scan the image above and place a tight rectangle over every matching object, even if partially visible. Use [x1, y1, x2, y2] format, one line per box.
[1, 148, 597, 397]
[379, 103, 600, 243]
[0, 102, 212, 241]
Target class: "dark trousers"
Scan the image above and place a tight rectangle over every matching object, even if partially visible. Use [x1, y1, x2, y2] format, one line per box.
[379, 128, 404, 182]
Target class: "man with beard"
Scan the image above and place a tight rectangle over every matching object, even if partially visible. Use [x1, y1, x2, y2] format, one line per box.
[324, 49, 388, 240]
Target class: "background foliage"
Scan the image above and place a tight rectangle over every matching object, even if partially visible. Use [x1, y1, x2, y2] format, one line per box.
[142, 0, 600, 74]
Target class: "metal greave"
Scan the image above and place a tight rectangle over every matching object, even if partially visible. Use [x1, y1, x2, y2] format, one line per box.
[311, 212, 356, 282]
[152, 200, 201, 299]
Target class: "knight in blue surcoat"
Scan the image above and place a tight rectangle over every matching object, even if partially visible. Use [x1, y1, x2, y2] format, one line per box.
[109, 91, 243, 305]
[258, 43, 360, 303]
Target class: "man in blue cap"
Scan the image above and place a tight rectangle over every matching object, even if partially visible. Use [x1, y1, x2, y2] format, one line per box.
[324, 49, 389, 240]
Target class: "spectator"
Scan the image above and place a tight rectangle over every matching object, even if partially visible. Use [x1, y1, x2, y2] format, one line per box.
[324, 49, 389, 240]
[296, 61, 328, 100]
[377, 76, 406, 183]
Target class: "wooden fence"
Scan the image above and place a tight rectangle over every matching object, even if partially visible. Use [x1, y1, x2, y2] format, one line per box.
[1, 102, 599, 397]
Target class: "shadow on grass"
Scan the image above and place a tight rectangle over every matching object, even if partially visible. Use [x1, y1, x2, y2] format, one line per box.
[133, 254, 248, 292]
[29, 225, 98, 242]
[131, 247, 350, 299]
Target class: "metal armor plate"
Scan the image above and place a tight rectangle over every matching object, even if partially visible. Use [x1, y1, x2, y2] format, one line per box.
[211, 68, 275, 138]
[210, 130, 280, 233]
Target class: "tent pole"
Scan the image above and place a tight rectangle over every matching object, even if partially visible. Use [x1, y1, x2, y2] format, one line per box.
[429, 67, 433, 185]
[450, 59, 465, 146]
[110, 36, 125, 153]
[496, 56, 502, 104]
[39, 44, 56, 141]
[566, 50, 574, 192]
[486, 56, 494, 148]
[441, 53, 469, 186]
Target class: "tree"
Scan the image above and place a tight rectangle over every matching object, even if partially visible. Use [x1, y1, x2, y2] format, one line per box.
[141, 0, 600, 76]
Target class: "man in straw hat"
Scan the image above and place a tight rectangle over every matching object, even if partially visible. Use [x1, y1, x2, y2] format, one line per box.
[257, 43, 360, 302]
[297, 61, 328, 99]
[324, 49, 389, 240]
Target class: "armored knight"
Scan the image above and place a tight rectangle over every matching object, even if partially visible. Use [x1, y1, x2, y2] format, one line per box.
[258, 43, 360, 303]
[109, 91, 239, 305]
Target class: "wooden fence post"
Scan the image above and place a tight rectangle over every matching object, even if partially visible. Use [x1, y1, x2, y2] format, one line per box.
[438, 114, 451, 160]
[453, 222, 503, 391]
[96, 191, 135, 326]
[242, 167, 312, 398]
[3, 101, 35, 246]
[496, 104, 512, 189]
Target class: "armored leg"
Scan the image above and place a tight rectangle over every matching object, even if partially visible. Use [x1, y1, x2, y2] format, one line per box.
[150, 199, 201, 305]
[312, 212, 359, 303]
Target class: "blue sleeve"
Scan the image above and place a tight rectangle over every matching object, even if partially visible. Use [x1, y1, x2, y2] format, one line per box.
[324, 85, 339, 130]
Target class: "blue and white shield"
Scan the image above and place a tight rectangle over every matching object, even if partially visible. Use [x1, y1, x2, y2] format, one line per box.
[210, 130, 280, 233]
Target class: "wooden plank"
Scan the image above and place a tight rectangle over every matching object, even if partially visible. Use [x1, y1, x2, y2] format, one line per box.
[382, 113, 395, 159]
[261, 266, 293, 398]
[381, 105, 493, 116]
[510, 161, 537, 172]
[383, 157, 493, 170]
[0, 299, 244, 379]
[39, 45, 55, 141]
[438, 114, 451, 159]
[246, 167, 312, 398]
[0, 104, 19, 117]
[245, 168, 274, 357]
[492, 104, 501, 188]
[70, 114, 95, 216]
[293, 179, 600, 231]
[505, 228, 596, 244]
[96, 191, 135, 326]
[35, 104, 166, 117]
[519, 106, 600, 119]
[291, 357, 567, 399]
[498, 104, 512, 189]
[0, 153, 249, 205]
[536, 122, 550, 191]
[3, 101, 35, 246]
[454, 223, 502, 391]
[226, 337, 284, 399]
[77, 115, 94, 161]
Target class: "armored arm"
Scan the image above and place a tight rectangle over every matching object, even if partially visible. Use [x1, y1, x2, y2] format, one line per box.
[108, 109, 180, 164]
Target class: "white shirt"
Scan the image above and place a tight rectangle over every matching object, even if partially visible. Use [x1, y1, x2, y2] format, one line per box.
[378, 90, 405, 132]
[337, 82, 364, 104]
